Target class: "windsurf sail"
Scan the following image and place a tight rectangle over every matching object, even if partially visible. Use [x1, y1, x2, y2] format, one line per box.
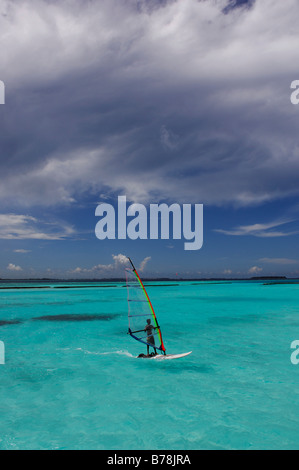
[126, 257, 166, 354]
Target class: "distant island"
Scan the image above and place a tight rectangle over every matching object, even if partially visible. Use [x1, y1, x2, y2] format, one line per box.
[0, 275, 292, 282]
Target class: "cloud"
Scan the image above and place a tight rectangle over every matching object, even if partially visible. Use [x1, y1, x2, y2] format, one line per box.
[259, 257, 298, 265]
[0, 214, 75, 240]
[70, 253, 151, 276]
[13, 249, 32, 253]
[70, 264, 114, 275]
[248, 266, 263, 274]
[69, 253, 129, 275]
[160, 126, 179, 151]
[214, 219, 299, 237]
[112, 254, 130, 266]
[139, 256, 151, 272]
[7, 263, 23, 272]
[1, 0, 299, 208]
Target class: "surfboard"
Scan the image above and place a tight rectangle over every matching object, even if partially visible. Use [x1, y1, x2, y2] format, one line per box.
[137, 351, 192, 360]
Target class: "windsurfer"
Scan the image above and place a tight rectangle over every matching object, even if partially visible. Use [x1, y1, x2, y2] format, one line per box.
[145, 318, 157, 355]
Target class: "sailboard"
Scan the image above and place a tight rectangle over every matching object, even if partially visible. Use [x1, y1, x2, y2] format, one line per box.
[139, 351, 192, 360]
[125, 257, 192, 360]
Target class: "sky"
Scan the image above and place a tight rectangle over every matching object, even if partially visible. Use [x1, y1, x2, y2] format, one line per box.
[1, 0, 299, 279]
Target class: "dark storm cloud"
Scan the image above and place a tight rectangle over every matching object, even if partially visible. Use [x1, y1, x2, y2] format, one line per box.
[0, 0, 299, 208]
[223, 0, 255, 14]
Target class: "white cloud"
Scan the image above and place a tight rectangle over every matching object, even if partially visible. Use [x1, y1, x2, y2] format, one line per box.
[214, 219, 299, 237]
[69, 253, 129, 275]
[139, 256, 151, 272]
[7, 263, 23, 272]
[69, 253, 151, 276]
[112, 254, 129, 266]
[160, 125, 179, 151]
[259, 257, 298, 265]
[71, 267, 85, 274]
[13, 249, 32, 253]
[248, 266, 263, 274]
[70, 264, 114, 275]
[0, 214, 75, 240]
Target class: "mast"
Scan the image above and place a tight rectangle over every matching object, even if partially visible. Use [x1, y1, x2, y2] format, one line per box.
[128, 257, 136, 271]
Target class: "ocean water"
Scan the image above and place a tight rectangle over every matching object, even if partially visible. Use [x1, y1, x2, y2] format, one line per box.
[0, 279, 299, 450]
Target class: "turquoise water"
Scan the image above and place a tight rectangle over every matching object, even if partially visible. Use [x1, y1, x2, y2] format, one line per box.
[1, 280, 299, 450]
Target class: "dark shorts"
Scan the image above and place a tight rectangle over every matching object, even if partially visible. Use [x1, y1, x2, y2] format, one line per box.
[147, 335, 155, 346]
